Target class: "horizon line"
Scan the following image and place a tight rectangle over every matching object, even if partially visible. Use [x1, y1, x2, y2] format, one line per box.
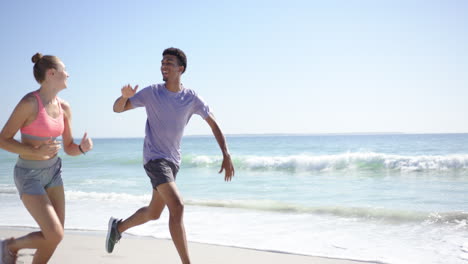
[87, 132, 468, 139]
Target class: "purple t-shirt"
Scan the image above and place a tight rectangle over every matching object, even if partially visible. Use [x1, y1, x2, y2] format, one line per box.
[130, 83, 211, 165]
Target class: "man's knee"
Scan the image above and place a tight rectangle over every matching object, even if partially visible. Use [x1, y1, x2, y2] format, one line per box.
[169, 201, 184, 221]
[147, 209, 161, 221]
[174, 200, 184, 212]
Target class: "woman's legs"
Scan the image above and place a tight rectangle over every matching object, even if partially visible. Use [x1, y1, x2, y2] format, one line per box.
[8, 185, 65, 264]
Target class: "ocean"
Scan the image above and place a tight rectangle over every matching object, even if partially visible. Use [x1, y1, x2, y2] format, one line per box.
[1, 134, 468, 264]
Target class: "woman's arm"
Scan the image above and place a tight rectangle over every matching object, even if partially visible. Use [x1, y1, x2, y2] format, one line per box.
[0, 95, 60, 158]
[61, 100, 93, 156]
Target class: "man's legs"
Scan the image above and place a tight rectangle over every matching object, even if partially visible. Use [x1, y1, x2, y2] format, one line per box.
[156, 182, 190, 264]
[109, 183, 190, 264]
[107, 158, 189, 263]
[117, 188, 166, 233]
[106, 188, 166, 253]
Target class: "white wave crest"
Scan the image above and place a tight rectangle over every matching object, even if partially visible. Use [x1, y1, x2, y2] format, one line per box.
[61, 190, 468, 224]
[0, 184, 17, 194]
[187, 199, 468, 224]
[65, 190, 151, 203]
[185, 152, 468, 172]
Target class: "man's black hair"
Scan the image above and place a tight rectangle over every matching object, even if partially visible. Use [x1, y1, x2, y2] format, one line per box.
[163, 47, 187, 73]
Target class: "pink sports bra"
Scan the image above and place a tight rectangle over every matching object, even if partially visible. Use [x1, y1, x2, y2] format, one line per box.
[20, 91, 65, 140]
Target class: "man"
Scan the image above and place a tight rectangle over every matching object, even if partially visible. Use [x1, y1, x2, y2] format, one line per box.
[106, 47, 234, 264]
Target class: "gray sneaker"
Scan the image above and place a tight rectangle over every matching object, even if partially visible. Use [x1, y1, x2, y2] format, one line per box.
[106, 217, 122, 253]
[1, 239, 17, 264]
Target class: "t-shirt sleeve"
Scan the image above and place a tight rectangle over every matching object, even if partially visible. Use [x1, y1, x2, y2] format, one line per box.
[129, 86, 151, 108]
[193, 94, 211, 119]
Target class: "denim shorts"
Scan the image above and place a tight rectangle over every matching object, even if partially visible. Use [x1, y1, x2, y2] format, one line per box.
[143, 159, 179, 189]
[14, 156, 63, 197]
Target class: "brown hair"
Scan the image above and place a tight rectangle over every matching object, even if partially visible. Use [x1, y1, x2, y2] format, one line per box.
[31, 53, 61, 83]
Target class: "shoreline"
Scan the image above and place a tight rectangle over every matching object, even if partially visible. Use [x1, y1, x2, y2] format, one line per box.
[0, 226, 383, 264]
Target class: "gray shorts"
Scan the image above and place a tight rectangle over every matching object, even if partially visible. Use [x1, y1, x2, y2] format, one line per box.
[14, 156, 63, 197]
[144, 159, 179, 189]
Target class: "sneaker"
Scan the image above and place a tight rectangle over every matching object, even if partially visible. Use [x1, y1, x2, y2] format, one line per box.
[106, 217, 122, 253]
[1, 238, 17, 264]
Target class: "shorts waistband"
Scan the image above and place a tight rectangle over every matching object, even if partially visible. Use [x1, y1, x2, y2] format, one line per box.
[16, 156, 60, 169]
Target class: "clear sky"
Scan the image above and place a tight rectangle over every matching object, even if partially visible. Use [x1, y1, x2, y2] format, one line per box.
[1, 0, 467, 138]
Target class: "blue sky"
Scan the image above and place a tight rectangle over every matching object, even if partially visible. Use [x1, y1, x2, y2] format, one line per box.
[1, 0, 467, 138]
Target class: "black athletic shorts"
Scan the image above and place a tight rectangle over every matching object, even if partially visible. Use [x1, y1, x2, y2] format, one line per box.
[143, 159, 180, 189]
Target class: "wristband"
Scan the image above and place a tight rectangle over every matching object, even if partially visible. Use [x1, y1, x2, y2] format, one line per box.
[78, 144, 86, 155]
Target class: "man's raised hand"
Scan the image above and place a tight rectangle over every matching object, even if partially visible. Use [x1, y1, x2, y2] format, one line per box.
[121, 84, 139, 99]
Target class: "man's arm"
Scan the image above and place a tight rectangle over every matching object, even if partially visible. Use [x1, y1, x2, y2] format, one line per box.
[113, 84, 139, 113]
[205, 114, 235, 181]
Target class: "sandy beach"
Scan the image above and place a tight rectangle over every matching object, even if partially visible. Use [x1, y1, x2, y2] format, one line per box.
[0, 227, 380, 264]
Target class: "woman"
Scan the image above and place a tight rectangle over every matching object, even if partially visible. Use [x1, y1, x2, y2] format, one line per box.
[0, 53, 93, 263]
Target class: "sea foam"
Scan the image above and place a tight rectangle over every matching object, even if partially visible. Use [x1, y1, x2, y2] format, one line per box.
[183, 152, 468, 172]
